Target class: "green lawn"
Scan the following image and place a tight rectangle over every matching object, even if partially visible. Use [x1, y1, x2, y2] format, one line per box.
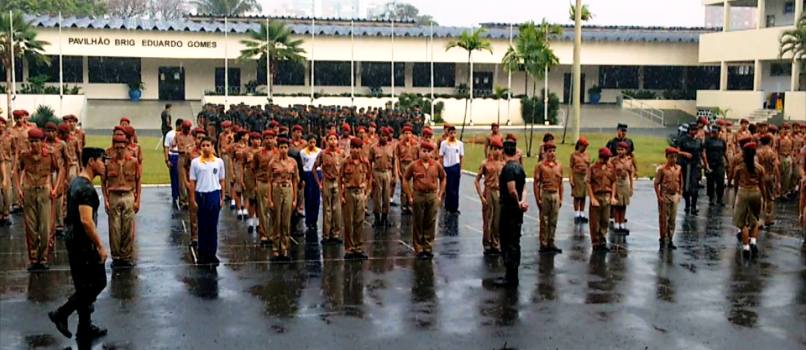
[86, 133, 669, 185]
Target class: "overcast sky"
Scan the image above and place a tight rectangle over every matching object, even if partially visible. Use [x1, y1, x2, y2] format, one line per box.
[259, 0, 707, 27]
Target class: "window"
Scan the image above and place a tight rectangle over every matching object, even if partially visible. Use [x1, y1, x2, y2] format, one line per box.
[728, 65, 754, 90]
[686, 66, 720, 90]
[770, 63, 792, 76]
[258, 60, 306, 86]
[413, 63, 455, 87]
[314, 61, 352, 86]
[28, 56, 83, 83]
[88, 57, 141, 84]
[361, 62, 404, 87]
[598, 65, 639, 89]
[0, 60, 24, 82]
[215, 68, 241, 94]
[643, 66, 685, 90]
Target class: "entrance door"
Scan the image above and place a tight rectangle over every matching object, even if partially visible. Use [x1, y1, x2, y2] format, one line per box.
[159, 67, 185, 100]
[473, 71, 493, 97]
[563, 73, 586, 104]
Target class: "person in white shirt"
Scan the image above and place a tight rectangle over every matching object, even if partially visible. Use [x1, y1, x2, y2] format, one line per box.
[163, 118, 182, 206]
[188, 136, 225, 265]
[300, 134, 322, 231]
[439, 125, 464, 214]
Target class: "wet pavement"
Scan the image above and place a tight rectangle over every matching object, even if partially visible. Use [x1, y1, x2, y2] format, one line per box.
[1, 178, 804, 349]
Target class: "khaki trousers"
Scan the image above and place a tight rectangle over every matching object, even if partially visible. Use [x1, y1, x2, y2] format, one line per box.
[271, 185, 293, 256]
[343, 188, 366, 253]
[24, 187, 52, 264]
[373, 170, 392, 214]
[658, 194, 679, 240]
[178, 155, 189, 204]
[222, 154, 232, 197]
[399, 161, 412, 208]
[762, 178, 775, 224]
[589, 192, 611, 246]
[539, 190, 560, 247]
[321, 179, 342, 239]
[0, 161, 11, 216]
[108, 191, 136, 262]
[256, 181, 271, 241]
[413, 191, 438, 254]
[482, 189, 500, 250]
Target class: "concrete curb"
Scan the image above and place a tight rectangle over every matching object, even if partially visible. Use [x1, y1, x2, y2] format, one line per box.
[461, 169, 651, 183]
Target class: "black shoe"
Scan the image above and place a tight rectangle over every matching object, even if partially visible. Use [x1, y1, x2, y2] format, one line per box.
[344, 252, 357, 260]
[489, 248, 501, 256]
[550, 246, 563, 254]
[415, 252, 429, 260]
[332, 238, 343, 245]
[247, 226, 254, 234]
[667, 241, 677, 250]
[230, 204, 236, 210]
[189, 240, 198, 249]
[690, 208, 699, 215]
[483, 249, 492, 257]
[381, 214, 389, 227]
[373, 213, 382, 227]
[48, 311, 71, 338]
[593, 244, 610, 253]
[76, 324, 107, 340]
[750, 244, 759, 257]
[27, 263, 43, 272]
[539, 245, 552, 254]
[270, 255, 285, 262]
[356, 251, 369, 260]
[742, 249, 751, 260]
[581, 217, 589, 223]
[490, 276, 519, 287]
[621, 228, 630, 236]
[735, 231, 742, 242]
[260, 239, 271, 247]
[708, 199, 715, 206]
[659, 240, 666, 251]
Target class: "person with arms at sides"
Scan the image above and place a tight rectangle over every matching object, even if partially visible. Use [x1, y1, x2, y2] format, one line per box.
[439, 125, 463, 214]
[675, 122, 708, 215]
[172, 120, 195, 209]
[570, 137, 591, 224]
[341, 138, 372, 260]
[587, 148, 617, 253]
[474, 138, 503, 256]
[704, 125, 728, 206]
[732, 142, 767, 260]
[314, 131, 344, 245]
[102, 135, 141, 269]
[534, 142, 563, 254]
[484, 123, 503, 158]
[253, 130, 276, 247]
[369, 127, 396, 227]
[491, 138, 528, 287]
[217, 120, 235, 208]
[163, 118, 183, 207]
[396, 126, 418, 214]
[756, 134, 779, 228]
[160, 104, 172, 142]
[268, 137, 300, 261]
[654, 147, 683, 250]
[49, 147, 109, 342]
[403, 142, 446, 260]
[301, 134, 322, 232]
[188, 136, 225, 265]
[0, 117, 11, 225]
[610, 142, 635, 235]
[242, 132, 262, 234]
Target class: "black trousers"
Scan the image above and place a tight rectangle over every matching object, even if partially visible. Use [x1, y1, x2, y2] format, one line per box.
[706, 167, 725, 203]
[682, 164, 701, 210]
[58, 240, 107, 325]
[499, 208, 523, 272]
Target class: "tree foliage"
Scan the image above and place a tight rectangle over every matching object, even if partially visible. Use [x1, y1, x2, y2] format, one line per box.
[370, 1, 436, 25]
[446, 27, 492, 140]
[0, 0, 106, 16]
[192, 0, 261, 16]
[569, 3, 593, 22]
[1, 11, 49, 117]
[780, 14, 806, 60]
[239, 21, 305, 96]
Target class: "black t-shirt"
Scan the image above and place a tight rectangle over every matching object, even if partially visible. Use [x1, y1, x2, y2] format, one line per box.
[65, 176, 100, 249]
[606, 137, 635, 156]
[499, 160, 526, 211]
[675, 134, 703, 167]
[161, 110, 171, 130]
[703, 137, 727, 168]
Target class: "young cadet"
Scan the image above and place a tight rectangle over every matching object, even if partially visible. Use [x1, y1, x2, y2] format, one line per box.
[10, 110, 34, 212]
[188, 136, 226, 265]
[534, 142, 564, 254]
[654, 147, 683, 250]
[0, 117, 12, 225]
[253, 130, 276, 246]
[341, 137, 372, 260]
[301, 134, 322, 231]
[243, 132, 262, 234]
[757, 134, 779, 227]
[611, 142, 635, 234]
[172, 120, 195, 208]
[44, 123, 68, 236]
[732, 142, 767, 259]
[484, 123, 503, 158]
[18, 128, 63, 271]
[268, 137, 299, 261]
[102, 135, 141, 268]
[799, 146, 806, 251]
[369, 127, 396, 227]
[59, 124, 82, 225]
[396, 126, 418, 214]
[474, 138, 504, 256]
[183, 129, 205, 247]
[403, 142, 446, 260]
[570, 136, 591, 223]
[218, 120, 234, 207]
[587, 147, 616, 253]
[314, 131, 344, 244]
[439, 125, 464, 214]
[231, 130, 250, 219]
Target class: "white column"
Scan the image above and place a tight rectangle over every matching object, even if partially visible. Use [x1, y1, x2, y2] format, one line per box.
[506, 23, 512, 125]
[58, 12, 63, 116]
[391, 17, 396, 100]
[720, 61, 729, 91]
[723, 0, 731, 32]
[430, 21, 434, 122]
[350, 19, 355, 107]
[796, 0, 803, 22]
[224, 17, 229, 105]
[9, 11, 16, 111]
[310, 7, 315, 103]
[757, 0, 766, 29]
[266, 17, 272, 102]
[754, 59, 762, 91]
[792, 60, 800, 91]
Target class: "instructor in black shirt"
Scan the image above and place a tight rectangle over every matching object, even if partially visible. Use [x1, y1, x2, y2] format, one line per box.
[49, 147, 109, 342]
[493, 137, 529, 287]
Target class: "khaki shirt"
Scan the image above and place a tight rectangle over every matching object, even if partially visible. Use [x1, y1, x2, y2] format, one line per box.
[570, 151, 591, 174]
[654, 164, 682, 196]
[319, 148, 344, 181]
[269, 157, 299, 186]
[611, 155, 634, 179]
[174, 132, 195, 156]
[370, 143, 395, 172]
[778, 135, 794, 156]
[733, 162, 765, 189]
[19, 145, 59, 187]
[0, 133, 13, 162]
[253, 148, 275, 183]
[480, 159, 503, 191]
[588, 162, 615, 194]
[396, 139, 418, 163]
[106, 154, 140, 192]
[341, 158, 371, 189]
[535, 160, 563, 192]
[404, 159, 446, 193]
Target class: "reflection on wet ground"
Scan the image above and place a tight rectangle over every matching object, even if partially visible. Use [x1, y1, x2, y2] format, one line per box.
[1, 180, 804, 349]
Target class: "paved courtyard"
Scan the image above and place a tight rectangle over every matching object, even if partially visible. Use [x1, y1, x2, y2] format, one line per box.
[1, 177, 804, 349]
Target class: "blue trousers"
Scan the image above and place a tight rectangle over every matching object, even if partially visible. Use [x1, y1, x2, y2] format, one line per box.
[303, 170, 322, 228]
[169, 154, 179, 203]
[444, 164, 461, 212]
[195, 190, 221, 258]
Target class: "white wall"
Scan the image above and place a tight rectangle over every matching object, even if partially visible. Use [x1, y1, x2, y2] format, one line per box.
[0, 95, 87, 123]
[784, 91, 806, 120]
[764, 0, 796, 27]
[760, 60, 792, 93]
[697, 90, 765, 118]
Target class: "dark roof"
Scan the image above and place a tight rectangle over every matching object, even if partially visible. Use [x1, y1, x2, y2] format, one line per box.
[26, 14, 713, 43]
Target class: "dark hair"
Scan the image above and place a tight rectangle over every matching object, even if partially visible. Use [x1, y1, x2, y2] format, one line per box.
[759, 136, 771, 146]
[175, 118, 184, 127]
[166, 104, 172, 109]
[306, 133, 318, 141]
[575, 141, 585, 151]
[81, 147, 106, 167]
[200, 136, 213, 145]
[503, 140, 517, 156]
[743, 148, 756, 175]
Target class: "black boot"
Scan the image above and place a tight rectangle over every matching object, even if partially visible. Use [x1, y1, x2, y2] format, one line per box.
[48, 310, 72, 338]
[381, 213, 389, 227]
[373, 213, 382, 227]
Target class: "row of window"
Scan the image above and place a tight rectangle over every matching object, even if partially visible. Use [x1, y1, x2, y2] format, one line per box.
[599, 65, 721, 90]
[256, 61, 456, 87]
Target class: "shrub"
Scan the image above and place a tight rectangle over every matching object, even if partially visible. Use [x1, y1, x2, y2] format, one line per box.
[521, 90, 560, 125]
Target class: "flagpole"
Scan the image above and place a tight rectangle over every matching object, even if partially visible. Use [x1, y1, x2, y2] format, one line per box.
[266, 17, 272, 103]
[9, 11, 16, 114]
[224, 17, 229, 106]
[310, 4, 315, 103]
[59, 12, 64, 117]
[390, 10, 395, 101]
[429, 21, 434, 123]
[350, 19, 355, 107]
[507, 23, 512, 126]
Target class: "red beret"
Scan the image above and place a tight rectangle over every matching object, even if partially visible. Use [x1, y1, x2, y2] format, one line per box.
[222, 121, 232, 128]
[369, 122, 377, 128]
[402, 126, 413, 133]
[543, 142, 556, 150]
[782, 123, 791, 129]
[768, 124, 778, 132]
[62, 114, 78, 121]
[382, 128, 392, 136]
[760, 134, 773, 142]
[123, 126, 135, 137]
[743, 142, 757, 151]
[45, 122, 58, 131]
[342, 123, 351, 131]
[326, 131, 338, 139]
[277, 137, 289, 145]
[249, 132, 261, 139]
[350, 137, 363, 148]
[120, 117, 130, 124]
[28, 128, 45, 140]
[113, 125, 125, 133]
[577, 136, 589, 146]
[12, 110, 28, 118]
[58, 124, 70, 133]
[716, 119, 725, 126]
[192, 127, 206, 136]
[263, 130, 276, 137]
[505, 134, 517, 141]
[420, 142, 434, 151]
[617, 141, 629, 149]
[0, 117, 6, 124]
[270, 120, 280, 127]
[113, 135, 128, 144]
[490, 139, 503, 148]
[423, 128, 433, 136]
[182, 120, 192, 128]
[279, 126, 289, 133]
[357, 126, 366, 133]
[698, 116, 708, 124]
[665, 147, 679, 155]
[293, 124, 303, 131]
[598, 147, 612, 158]
[725, 121, 733, 126]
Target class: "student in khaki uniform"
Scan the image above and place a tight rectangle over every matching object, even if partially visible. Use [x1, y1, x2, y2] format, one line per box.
[0, 117, 11, 225]
[474, 138, 503, 256]
[484, 123, 503, 158]
[756, 134, 779, 227]
[369, 128, 396, 227]
[243, 132, 262, 234]
[183, 129, 205, 247]
[291, 125, 307, 217]
[10, 110, 34, 212]
[611, 142, 635, 234]
[587, 147, 616, 253]
[396, 126, 418, 214]
[172, 120, 195, 208]
[799, 145, 806, 251]
[218, 120, 234, 207]
[268, 137, 299, 261]
[231, 130, 250, 220]
[403, 142, 446, 260]
[253, 130, 276, 246]
[58, 124, 81, 229]
[570, 137, 591, 224]
[654, 147, 683, 250]
[44, 123, 68, 236]
[102, 135, 141, 268]
[314, 131, 344, 245]
[340, 137, 372, 260]
[732, 142, 767, 260]
[778, 124, 797, 198]
[534, 142, 564, 254]
[18, 128, 63, 271]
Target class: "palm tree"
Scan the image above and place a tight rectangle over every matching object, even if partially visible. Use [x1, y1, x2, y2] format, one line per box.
[493, 86, 509, 125]
[0, 11, 49, 119]
[446, 28, 492, 140]
[192, 0, 262, 16]
[570, 0, 591, 142]
[239, 21, 306, 101]
[569, 3, 594, 22]
[780, 14, 806, 92]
